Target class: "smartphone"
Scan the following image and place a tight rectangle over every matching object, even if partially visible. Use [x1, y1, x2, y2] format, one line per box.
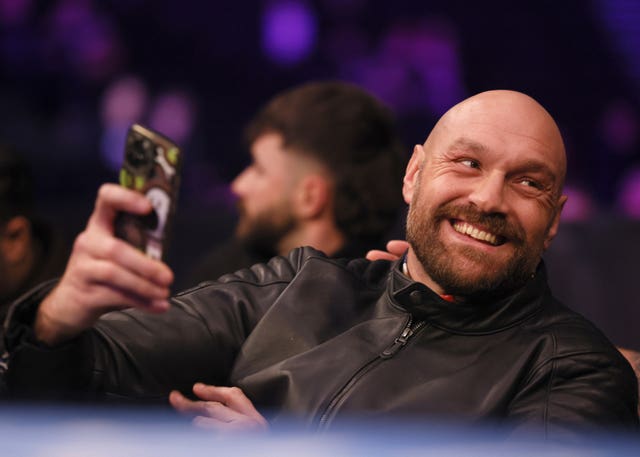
[114, 124, 182, 261]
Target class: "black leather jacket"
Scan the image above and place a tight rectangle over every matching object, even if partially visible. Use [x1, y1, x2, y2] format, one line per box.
[4, 247, 639, 436]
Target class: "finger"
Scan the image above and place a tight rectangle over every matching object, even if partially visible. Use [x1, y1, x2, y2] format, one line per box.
[365, 249, 400, 261]
[170, 390, 210, 416]
[68, 241, 172, 301]
[97, 237, 174, 287]
[83, 185, 173, 286]
[170, 391, 239, 422]
[57, 266, 170, 316]
[74, 230, 173, 288]
[386, 240, 410, 256]
[88, 184, 153, 234]
[170, 390, 227, 418]
[170, 389, 268, 433]
[193, 384, 264, 420]
[103, 285, 171, 313]
[83, 258, 170, 299]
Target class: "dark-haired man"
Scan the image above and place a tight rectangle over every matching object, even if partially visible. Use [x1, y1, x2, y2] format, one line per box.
[185, 81, 406, 285]
[4, 90, 638, 437]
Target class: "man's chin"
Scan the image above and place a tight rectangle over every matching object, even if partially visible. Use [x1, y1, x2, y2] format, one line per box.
[425, 253, 530, 298]
[436, 276, 519, 301]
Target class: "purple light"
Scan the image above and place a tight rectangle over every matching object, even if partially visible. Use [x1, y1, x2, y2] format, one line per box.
[0, 0, 32, 26]
[339, 18, 465, 117]
[99, 75, 149, 171]
[100, 124, 130, 171]
[560, 185, 596, 222]
[593, 0, 640, 93]
[100, 75, 149, 126]
[598, 99, 639, 154]
[261, 0, 317, 65]
[45, 0, 123, 82]
[616, 167, 640, 218]
[148, 90, 196, 144]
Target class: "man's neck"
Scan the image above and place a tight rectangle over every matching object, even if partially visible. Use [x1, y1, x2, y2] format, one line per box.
[277, 223, 346, 257]
[404, 249, 447, 296]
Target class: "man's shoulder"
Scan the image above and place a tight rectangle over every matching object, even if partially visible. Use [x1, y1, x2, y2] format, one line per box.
[181, 239, 267, 287]
[175, 246, 393, 310]
[525, 297, 626, 364]
[213, 246, 392, 289]
[508, 296, 636, 401]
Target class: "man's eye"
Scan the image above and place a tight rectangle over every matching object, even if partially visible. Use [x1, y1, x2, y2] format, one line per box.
[519, 178, 542, 189]
[460, 159, 480, 169]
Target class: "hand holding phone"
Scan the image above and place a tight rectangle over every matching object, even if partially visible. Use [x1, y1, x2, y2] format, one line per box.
[114, 124, 182, 261]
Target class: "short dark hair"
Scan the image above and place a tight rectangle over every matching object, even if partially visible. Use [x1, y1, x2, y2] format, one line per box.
[244, 81, 406, 244]
[0, 145, 34, 223]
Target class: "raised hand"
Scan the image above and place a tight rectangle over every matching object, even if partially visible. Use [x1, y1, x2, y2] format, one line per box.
[365, 240, 409, 262]
[35, 184, 174, 345]
[170, 384, 268, 433]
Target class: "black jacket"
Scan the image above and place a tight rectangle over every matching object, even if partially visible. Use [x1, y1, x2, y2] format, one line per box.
[4, 247, 638, 437]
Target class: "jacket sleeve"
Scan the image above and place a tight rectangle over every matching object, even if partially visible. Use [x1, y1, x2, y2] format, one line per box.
[4, 248, 310, 402]
[506, 341, 639, 439]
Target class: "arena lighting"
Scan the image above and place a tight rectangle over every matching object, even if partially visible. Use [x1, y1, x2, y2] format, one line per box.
[0, 0, 33, 26]
[261, 0, 317, 65]
[616, 167, 640, 218]
[99, 76, 149, 171]
[594, 0, 640, 92]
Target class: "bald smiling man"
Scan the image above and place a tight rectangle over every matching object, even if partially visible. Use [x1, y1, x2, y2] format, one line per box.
[4, 90, 638, 438]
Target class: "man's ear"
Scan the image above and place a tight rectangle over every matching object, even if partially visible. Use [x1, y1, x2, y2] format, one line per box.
[543, 194, 568, 251]
[402, 144, 426, 204]
[294, 174, 331, 219]
[1, 216, 32, 264]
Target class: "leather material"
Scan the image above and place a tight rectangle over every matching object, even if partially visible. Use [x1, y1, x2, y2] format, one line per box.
[5, 247, 639, 435]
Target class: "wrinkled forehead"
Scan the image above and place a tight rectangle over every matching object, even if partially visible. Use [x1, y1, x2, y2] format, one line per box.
[428, 92, 567, 188]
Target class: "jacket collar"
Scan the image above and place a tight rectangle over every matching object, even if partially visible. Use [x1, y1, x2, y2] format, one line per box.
[389, 259, 550, 334]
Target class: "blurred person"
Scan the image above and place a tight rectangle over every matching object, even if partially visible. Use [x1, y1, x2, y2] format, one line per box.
[184, 81, 406, 285]
[0, 144, 69, 398]
[3, 90, 638, 438]
[0, 146, 68, 353]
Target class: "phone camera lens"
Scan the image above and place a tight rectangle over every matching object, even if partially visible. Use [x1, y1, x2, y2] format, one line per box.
[126, 135, 155, 173]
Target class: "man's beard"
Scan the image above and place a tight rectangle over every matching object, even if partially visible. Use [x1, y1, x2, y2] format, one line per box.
[235, 201, 296, 259]
[406, 197, 544, 301]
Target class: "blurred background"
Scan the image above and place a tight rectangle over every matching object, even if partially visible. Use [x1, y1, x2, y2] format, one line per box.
[1, 0, 639, 345]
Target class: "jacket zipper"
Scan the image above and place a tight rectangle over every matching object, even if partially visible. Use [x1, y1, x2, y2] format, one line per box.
[317, 317, 426, 430]
[380, 318, 426, 359]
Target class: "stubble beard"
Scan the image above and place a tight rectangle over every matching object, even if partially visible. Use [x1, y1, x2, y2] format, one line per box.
[406, 196, 544, 301]
[235, 200, 296, 258]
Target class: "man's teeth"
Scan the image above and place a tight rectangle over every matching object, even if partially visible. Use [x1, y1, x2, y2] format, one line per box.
[453, 222, 499, 245]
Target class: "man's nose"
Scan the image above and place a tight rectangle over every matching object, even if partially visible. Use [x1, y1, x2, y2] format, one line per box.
[230, 169, 249, 197]
[467, 172, 507, 214]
